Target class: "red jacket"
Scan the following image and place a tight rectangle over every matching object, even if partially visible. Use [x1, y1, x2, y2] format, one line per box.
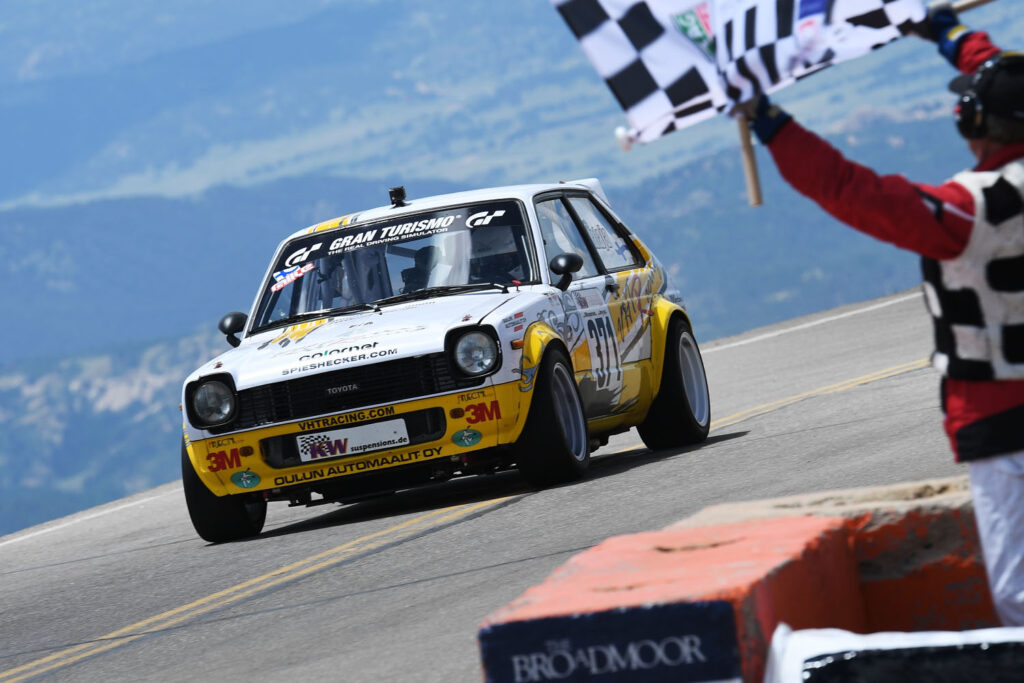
[767, 32, 1024, 462]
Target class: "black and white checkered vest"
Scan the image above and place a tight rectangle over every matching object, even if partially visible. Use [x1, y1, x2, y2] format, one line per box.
[921, 160, 1024, 380]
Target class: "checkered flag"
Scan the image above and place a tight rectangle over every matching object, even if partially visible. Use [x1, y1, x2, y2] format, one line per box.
[553, 0, 730, 144]
[715, 0, 925, 104]
[552, 0, 925, 146]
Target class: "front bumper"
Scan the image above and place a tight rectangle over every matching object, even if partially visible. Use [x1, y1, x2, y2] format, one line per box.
[185, 381, 527, 497]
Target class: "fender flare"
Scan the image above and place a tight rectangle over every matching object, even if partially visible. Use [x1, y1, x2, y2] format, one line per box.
[646, 299, 692, 402]
[505, 321, 571, 443]
[183, 433, 231, 497]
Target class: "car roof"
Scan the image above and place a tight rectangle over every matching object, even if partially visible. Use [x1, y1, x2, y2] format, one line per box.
[285, 177, 609, 241]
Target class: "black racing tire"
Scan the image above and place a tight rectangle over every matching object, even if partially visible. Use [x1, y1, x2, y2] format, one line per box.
[514, 347, 590, 487]
[637, 316, 711, 450]
[181, 440, 266, 543]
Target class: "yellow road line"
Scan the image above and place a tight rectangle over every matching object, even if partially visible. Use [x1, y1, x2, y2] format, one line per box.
[606, 357, 931, 454]
[711, 357, 930, 430]
[0, 497, 511, 682]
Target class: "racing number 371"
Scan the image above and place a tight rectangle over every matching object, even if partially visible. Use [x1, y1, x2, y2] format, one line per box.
[587, 316, 619, 388]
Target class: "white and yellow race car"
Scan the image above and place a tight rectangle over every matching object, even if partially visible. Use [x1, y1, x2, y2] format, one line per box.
[181, 179, 710, 542]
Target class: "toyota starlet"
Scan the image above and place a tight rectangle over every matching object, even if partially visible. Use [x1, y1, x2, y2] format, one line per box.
[181, 179, 710, 542]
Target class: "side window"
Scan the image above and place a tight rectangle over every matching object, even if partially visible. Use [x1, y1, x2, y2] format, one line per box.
[567, 196, 639, 271]
[535, 198, 599, 282]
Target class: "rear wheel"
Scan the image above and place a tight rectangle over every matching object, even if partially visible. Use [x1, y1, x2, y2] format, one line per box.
[514, 348, 590, 486]
[182, 440, 266, 543]
[638, 317, 710, 450]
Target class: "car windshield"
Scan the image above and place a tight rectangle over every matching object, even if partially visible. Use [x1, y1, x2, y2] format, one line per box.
[251, 200, 536, 332]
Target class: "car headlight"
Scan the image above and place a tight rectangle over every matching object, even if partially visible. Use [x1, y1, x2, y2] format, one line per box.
[192, 380, 236, 426]
[454, 331, 498, 376]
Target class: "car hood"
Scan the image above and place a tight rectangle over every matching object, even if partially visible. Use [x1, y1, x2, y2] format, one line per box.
[198, 291, 523, 390]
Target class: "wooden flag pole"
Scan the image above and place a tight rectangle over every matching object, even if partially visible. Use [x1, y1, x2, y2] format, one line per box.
[952, 0, 997, 11]
[738, 117, 763, 207]
[740, 0, 998, 207]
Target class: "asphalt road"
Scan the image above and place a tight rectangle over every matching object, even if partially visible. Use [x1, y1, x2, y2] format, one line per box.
[0, 288, 964, 682]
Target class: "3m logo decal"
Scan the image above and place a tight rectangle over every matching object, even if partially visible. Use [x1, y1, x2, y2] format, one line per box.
[465, 400, 501, 425]
[207, 446, 253, 472]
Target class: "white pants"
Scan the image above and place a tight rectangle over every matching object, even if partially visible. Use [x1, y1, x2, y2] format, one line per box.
[968, 451, 1024, 626]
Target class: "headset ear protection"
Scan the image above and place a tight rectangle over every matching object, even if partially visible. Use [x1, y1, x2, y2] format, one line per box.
[957, 57, 999, 139]
[956, 53, 1024, 139]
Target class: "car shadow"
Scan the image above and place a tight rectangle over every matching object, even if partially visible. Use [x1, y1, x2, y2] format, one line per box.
[588, 430, 749, 479]
[255, 469, 532, 540]
[253, 429, 750, 541]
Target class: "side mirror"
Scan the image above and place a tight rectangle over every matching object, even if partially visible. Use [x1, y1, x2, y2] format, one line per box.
[218, 312, 248, 348]
[549, 253, 584, 291]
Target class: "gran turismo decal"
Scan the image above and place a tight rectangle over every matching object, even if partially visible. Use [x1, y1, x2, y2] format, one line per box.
[284, 242, 322, 267]
[230, 471, 261, 489]
[281, 347, 399, 376]
[452, 429, 482, 447]
[272, 447, 444, 485]
[258, 319, 328, 350]
[327, 216, 457, 254]
[327, 229, 382, 251]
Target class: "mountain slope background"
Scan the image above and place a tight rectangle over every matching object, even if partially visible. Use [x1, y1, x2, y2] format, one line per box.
[0, 1, 1016, 535]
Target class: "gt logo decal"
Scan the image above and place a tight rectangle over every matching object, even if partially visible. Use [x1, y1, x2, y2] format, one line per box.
[284, 242, 322, 267]
[207, 446, 253, 472]
[466, 210, 506, 228]
[465, 400, 501, 424]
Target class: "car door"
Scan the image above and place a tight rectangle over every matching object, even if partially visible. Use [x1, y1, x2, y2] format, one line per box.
[563, 194, 652, 415]
[564, 194, 651, 357]
[534, 195, 624, 417]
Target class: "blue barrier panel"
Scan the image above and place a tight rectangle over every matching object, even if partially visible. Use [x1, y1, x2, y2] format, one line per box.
[478, 599, 741, 683]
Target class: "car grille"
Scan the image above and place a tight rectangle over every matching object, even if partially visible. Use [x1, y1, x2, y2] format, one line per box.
[214, 353, 483, 434]
[260, 407, 446, 469]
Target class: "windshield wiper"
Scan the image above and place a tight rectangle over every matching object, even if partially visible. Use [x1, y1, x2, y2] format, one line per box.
[257, 302, 381, 333]
[372, 283, 509, 307]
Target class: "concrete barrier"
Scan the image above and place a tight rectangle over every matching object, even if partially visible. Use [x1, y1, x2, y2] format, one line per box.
[479, 516, 864, 682]
[479, 476, 997, 683]
[670, 475, 997, 631]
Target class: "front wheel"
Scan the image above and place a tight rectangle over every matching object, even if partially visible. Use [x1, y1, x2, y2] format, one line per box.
[514, 348, 590, 486]
[182, 440, 266, 543]
[638, 317, 710, 450]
